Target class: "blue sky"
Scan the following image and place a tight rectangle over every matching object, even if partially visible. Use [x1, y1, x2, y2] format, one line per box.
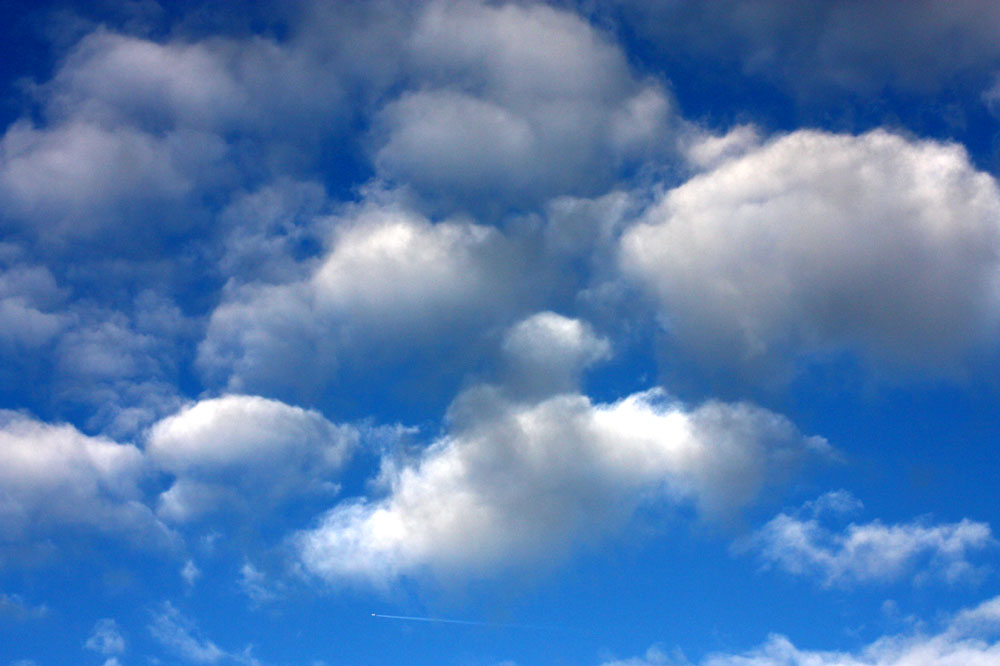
[3, 1, 1000, 664]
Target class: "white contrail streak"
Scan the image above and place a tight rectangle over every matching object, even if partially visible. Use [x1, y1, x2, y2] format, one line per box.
[370, 613, 561, 630]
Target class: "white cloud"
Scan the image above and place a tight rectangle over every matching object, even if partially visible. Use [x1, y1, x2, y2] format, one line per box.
[149, 602, 225, 664]
[43, 22, 386, 143]
[198, 201, 523, 398]
[0, 410, 167, 543]
[217, 179, 330, 284]
[373, 0, 681, 211]
[605, 593, 1000, 666]
[85, 618, 126, 657]
[0, 5, 399, 247]
[49, 300, 189, 439]
[149, 602, 261, 666]
[182, 559, 201, 587]
[621, 129, 1000, 376]
[239, 562, 282, 604]
[147, 395, 357, 521]
[684, 125, 762, 170]
[742, 492, 995, 586]
[297, 316, 828, 582]
[501, 311, 611, 397]
[0, 253, 67, 351]
[0, 120, 222, 242]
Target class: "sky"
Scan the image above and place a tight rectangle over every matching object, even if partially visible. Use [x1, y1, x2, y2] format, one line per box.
[3, 1, 1000, 664]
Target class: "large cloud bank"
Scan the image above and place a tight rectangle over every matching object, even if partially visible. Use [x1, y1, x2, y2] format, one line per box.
[622, 129, 1000, 374]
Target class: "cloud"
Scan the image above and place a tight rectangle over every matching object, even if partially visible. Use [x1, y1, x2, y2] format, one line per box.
[500, 311, 611, 398]
[0, 410, 168, 544]
[0, 250, 67, 352]
[0, 4, 403, 249]
[149, 602, 261, 666]
[372, 0, 682, 212]
[216, 179, 331, 284]
[85, 618, 126, 657]
[147, 394, 358, 521]
[621, 129, 1000, 377]
[618, 0, 1000, 96]
[49, 298, 190, 439]
[0, 119, 222, 244]
[741, 491, 995, 586]
[198, 200, 524, 400]
[239, 562, 282, 604]
[0, 593, 47, 620]
[605, 593, 1000, 666]
[296, 315, 829, 583]
[150, 602, 225, 664]
[182, 559, 201, 587]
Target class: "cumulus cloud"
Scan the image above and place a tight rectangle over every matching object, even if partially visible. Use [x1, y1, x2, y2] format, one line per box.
[296, 315, 829, 583]
[373, 0, 682, 212]
[0, 249, 67, 351]
[621, 129, 1000, 377]
[0, 3, 403, 249]
[198, 200, 524, 399]
[0, 410, 167, 544]
[500, 311, 611, 397]
[46, 28, 339, 136]
[147, 395, 358, 521]
[742, 491, 995, 586]
[604, 593, 1000, 666]
[0, 119, 223, 244]
[49, 296, 191, 439]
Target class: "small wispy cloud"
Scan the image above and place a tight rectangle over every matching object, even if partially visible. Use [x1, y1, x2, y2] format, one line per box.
[739, 491, 995, 586]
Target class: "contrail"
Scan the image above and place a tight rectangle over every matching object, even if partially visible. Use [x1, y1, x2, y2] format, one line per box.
[370, 613, 562, 630]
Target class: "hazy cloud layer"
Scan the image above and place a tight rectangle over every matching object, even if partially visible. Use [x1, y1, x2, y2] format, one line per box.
[619, 0, 1000, 96]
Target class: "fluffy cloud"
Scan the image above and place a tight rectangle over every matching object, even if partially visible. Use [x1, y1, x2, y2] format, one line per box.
[0, 410, 166, 543]
[603, 594, 1000, 666]
[501, 311, 611, 397]
[0, 120, 224, 244]
[147, 395, 357, 521]
[198, 201, 524, 399]
[742, 491, 995, 587]
[296, 315, 828, 583]
[621, 129, 1000, 376]
[46, 29, 340, 136]
[0, 249, 67, 351]
[0, 4, 400, 248]
[373, 0, 680, 212]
